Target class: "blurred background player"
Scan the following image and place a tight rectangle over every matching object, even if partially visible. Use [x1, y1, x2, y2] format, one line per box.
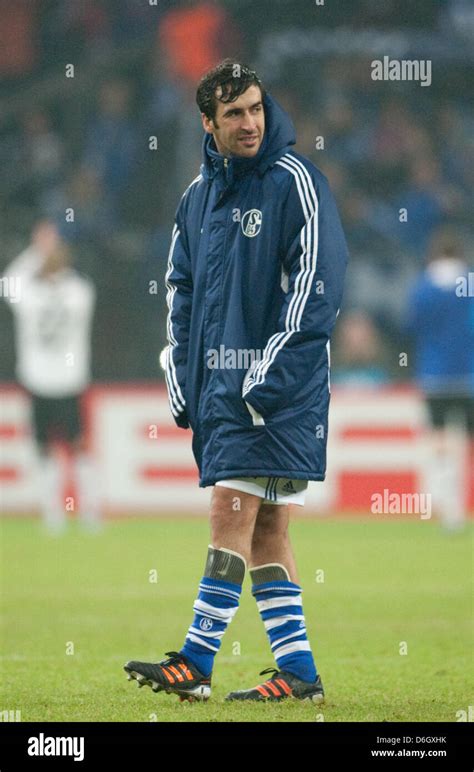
[2, 220, 99, 534]
[406, 225, 474, 531]
[330, 310, 391, 387]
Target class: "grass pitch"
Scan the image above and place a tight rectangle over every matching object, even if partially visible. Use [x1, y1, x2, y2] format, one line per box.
[0, 516, 472, 722]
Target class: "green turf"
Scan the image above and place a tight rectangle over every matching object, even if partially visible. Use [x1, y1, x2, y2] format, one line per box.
[0, 516, 472, 722]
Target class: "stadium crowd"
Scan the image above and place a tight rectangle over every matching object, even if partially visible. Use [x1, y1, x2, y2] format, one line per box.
[0, 0, 472, 382]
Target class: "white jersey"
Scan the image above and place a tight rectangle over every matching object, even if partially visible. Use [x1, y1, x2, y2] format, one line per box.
[3, 248, 95, 398]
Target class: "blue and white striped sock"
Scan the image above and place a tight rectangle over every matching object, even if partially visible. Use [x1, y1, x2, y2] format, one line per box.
[252, 579, 318, 683]
[180, 576, 242, 677]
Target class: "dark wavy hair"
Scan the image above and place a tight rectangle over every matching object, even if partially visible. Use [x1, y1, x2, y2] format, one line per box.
[196, 59, 265, 123]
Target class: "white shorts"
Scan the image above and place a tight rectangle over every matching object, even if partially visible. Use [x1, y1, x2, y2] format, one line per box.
[215, 476, 308, 506]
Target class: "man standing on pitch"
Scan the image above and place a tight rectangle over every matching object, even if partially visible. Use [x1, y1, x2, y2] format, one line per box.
[125, 60, 348, 703]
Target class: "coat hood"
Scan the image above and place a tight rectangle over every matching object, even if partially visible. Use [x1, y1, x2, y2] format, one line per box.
[200, 92, 297, 182]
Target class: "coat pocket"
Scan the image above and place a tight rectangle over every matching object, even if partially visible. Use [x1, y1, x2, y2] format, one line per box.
[244, 400, 265, 426]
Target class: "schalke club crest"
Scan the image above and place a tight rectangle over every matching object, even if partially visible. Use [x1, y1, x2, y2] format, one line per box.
[241, 209, 262, 238]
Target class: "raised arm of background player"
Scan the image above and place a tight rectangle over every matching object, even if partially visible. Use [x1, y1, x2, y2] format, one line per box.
[1, 222, 60, 307]
[1, 245, 43, 305]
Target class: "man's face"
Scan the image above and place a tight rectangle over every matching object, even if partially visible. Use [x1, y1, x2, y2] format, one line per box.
[202, 84, 265, 159]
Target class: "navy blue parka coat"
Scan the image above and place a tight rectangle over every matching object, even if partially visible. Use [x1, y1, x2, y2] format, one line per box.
[165, 93, 349, 487]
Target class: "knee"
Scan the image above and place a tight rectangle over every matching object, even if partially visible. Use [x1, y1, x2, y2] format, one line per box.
[209, 487, 259, 540]
[252, 507, 289, 545]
